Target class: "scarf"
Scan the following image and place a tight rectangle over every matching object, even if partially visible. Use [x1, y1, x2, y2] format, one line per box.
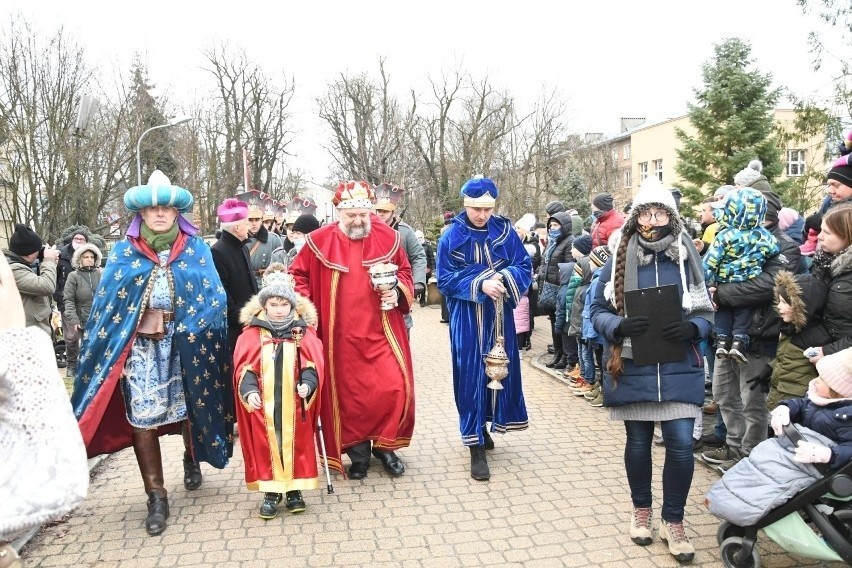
[268, 311, 296, 334]
[544, 229, 561, 262]
[140, 222, 179, 253]
[608, 230, 714, 360]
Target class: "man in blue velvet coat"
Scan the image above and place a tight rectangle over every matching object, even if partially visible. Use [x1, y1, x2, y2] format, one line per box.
[437, 176, 532, 481]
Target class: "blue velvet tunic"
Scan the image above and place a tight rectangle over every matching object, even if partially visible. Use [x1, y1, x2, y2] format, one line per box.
[437, 212, 532, 446]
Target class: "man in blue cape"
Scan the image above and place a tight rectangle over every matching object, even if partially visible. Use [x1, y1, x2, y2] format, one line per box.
[437, 176, 532, 481]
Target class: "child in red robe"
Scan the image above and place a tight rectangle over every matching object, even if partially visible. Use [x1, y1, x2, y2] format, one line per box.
[233, 265, 325, 519]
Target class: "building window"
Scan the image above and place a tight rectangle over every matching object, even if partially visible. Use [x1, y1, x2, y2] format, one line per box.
[787, 149, 806, 177]
[653, 159, 663, 182]
[638, 162, 648, 180]
[624, 170, 632, 188]
[611, 148, 618, 162]
[623, 143, 631, 160]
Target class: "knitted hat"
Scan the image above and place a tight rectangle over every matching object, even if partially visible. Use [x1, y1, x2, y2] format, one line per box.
[291, 213, 320, 234]
[514, 213, 537, 233]
[828, 161, 852, 188]
[572, 234, 593, 255]
[734, 159, 764, 188]
[67, 229, 89, 244]
[545, 200, 565, 215]
[460, 176, 498, 207]
[258, 269, 297, 308]
[589, 245, 611, 268]
[592, 193, 614, 211]
[763, 191, 782, 224]
[9, 223, 42, 256]
[816, 348, 852, 398]
[217, 198, 249, 223]
[777, 207, 799, 231]
[629, 176, 677, 213]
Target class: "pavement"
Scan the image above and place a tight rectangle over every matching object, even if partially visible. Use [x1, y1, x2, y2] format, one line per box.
[19, 305, 846, 567]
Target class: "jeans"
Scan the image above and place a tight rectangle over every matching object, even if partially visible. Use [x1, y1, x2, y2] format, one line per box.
[714, 306, 754, 343]
[624, 418, 695, 523]
[579, 340, 596, 383]
[713, 351, 771, 454]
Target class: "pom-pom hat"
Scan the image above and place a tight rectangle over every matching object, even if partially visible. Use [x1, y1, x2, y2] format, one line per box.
[217, 198, 249, 223]
[734, 159, 764, 188]
[123, 170, 194, 213]
[460, 175, 498, 207]
[333, 181, 375, 209]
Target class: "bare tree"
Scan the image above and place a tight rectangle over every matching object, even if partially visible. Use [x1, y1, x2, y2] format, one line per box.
[0, 17, 92, 239]
[317, 58, 411, 185]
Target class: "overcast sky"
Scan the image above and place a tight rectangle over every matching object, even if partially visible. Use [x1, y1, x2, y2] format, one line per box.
[3, 0, 845, 184]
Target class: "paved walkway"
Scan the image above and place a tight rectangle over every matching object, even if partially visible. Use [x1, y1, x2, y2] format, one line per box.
[21, 306, 844, 567]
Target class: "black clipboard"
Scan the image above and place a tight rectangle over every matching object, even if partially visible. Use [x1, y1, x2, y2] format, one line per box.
[624, 284, 686, 366]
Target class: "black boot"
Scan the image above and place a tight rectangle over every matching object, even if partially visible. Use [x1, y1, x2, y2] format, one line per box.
[145, 491, 170, 536]
[259, 492, 282, 520]
[482, 428, 495, 450]
[546, 354, 566, 368]
[469, 445, 490, 481]
[182, 422, 203, 490]
[133, 429, 169, 536]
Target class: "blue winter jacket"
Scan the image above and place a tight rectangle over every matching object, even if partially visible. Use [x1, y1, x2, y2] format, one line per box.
[590, 247, 713, 408]
[781, 396, 852, 470]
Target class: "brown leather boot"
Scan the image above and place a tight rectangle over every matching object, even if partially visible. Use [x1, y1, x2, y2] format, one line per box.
[132, 428, 169, 536]
[181, 421, 202, 490]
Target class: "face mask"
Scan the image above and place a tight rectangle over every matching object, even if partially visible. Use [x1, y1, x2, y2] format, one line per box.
[293, 237, 306, 251]
[71, 240, 84, 250]
[592, 210, 605, 219]
[637, 223, 672, 242]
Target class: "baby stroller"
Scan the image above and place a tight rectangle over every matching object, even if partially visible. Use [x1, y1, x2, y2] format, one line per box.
[717, 424, 852, 567]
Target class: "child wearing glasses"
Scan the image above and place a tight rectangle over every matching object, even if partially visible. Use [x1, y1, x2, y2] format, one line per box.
[703, 187, 779, 363]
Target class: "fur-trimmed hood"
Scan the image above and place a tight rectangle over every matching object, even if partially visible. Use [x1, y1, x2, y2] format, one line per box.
[239, 292, 318, 328]
[774, 271, 827, 333]
[71, 242, 103, 269]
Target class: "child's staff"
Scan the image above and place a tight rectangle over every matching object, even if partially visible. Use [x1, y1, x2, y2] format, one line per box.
[292, 327, 334, 494]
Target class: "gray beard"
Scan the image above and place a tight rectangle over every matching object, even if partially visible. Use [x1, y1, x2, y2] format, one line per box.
[344, 224, 371, 240]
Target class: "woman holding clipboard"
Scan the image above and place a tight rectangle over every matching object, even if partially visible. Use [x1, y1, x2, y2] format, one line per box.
[588, 176, 715, 564]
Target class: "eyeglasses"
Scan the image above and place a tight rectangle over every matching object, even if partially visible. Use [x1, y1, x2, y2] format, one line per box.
[637, 210, 670, 223]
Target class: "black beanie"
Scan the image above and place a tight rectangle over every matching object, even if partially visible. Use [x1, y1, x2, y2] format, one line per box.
[572, 234, 593, 255]
[592, 193, 614, 211]
[9, 223, 43, 256]
[292, 214, 320, 234]
[828, 164, 852, 188]
[545, 200, 565, 215]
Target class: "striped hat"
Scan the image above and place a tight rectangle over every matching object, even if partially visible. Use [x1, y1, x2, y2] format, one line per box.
[124, 170, 193, 213]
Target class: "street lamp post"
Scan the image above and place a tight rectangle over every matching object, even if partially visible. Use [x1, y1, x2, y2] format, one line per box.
[136, 116, 192, 186]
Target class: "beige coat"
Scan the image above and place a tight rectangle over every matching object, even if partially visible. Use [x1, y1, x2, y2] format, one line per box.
[5, 251, 57, 336]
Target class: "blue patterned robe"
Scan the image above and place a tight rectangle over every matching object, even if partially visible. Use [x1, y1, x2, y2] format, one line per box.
[71, 231, 232, 469]
[437, 213, 532, 446]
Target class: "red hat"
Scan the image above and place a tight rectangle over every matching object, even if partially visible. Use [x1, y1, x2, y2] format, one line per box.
[217, 198, 249, 223]
[333, 181, 374, 209]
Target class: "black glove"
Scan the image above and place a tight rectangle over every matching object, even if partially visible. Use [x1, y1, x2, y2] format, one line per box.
[414, 283, 425, 296]
[661, 320, 698, 341]
[746, 364, 772, 394]
[617, 316, 650, 337]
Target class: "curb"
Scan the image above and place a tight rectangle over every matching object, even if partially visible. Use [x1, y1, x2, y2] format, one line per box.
[12, 454, 108, 553]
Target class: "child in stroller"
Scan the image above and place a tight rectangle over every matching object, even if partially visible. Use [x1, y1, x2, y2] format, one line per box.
[704, 347, 852, 566]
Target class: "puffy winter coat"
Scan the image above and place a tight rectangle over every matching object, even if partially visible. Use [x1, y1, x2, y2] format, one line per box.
[766, 272, 830, 410]
[567, 257, 593, 336]
[513, 295, 530, 334]
[814, 246, 852, 356]
[62, 244, 103, 329]
[589, 243, 713, 408]
[540, 212, 574, 286]
[590, 209, 624, 247]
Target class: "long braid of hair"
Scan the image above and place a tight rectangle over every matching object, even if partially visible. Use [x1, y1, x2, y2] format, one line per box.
[606, 228, 632, 382]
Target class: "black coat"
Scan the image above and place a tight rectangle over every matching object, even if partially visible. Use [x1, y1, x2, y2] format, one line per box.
[541, 211, 574, 286]
[211, 230, 259, 338]
[815, 247, 852, 356]
[54, 243, 75, 310]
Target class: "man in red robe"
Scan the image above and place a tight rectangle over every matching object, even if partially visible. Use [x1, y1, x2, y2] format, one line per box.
[289, 180, 415, 479]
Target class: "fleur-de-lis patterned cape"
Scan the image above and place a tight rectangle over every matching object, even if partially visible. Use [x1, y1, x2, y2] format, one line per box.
[71, 231, 232, 469]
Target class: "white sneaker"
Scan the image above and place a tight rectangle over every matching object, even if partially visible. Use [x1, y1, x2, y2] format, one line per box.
[660, 519, 695, 563]
[629, 507, 653, 546]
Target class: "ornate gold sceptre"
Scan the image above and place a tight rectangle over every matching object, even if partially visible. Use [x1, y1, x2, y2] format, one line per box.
[484, 275, 509, 390]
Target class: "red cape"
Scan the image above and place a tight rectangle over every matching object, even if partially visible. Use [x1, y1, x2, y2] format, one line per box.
[233, 323, 325, 492]
[290, 218, 415, 475]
